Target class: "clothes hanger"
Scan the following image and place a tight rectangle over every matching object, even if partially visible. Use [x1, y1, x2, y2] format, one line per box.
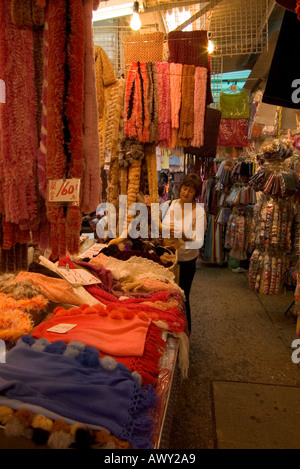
[221, 81, 243, 94]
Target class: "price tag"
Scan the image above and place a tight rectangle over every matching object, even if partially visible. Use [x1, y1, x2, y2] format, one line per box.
[77, 243, 106, 259]
[48, 179, 81, 203]
[57, 267, 101, 286]
[104, 165, 110, 171]
[47, 323, 77, 334]
[104, 149, 111, 163]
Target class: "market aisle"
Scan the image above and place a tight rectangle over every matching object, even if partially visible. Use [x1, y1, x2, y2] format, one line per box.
[168, 263, 300, 449]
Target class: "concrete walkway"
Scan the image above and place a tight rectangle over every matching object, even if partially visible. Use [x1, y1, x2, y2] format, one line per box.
[169, 263, 300, 449]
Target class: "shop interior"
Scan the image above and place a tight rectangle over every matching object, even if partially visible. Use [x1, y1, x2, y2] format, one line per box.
[0, 0, 299, 450]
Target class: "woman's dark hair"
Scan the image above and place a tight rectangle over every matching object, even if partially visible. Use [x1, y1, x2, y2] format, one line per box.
[179, 173, 202, 199]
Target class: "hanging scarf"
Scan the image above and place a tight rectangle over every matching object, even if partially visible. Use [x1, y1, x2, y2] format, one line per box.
[0, 1, 38, 228]
[178, 64, 195, 147]
[191, 67, 207, 148]
[124, 61, 150, 143]
[46, 0, 85, 258]
[146, 62, 159, 144]
[169, 62, 183, 129]
[37, 5, 49, 199]
[80, 0, 101, 215]
[156, 62, 171, 147]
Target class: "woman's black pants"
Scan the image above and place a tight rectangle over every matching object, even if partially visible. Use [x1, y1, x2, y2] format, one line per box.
[178, 257, 197, 333]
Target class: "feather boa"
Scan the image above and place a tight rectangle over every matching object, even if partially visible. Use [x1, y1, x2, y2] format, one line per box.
[80, 0, 101, 215]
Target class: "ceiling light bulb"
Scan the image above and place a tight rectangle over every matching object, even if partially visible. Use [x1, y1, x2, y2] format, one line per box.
[130, 12, 141, 30]
[208, 40, 215, 54]
[130, 1, 141, 31]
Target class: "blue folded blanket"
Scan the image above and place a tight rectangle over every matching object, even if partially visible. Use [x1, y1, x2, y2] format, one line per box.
[0, 337, 157, 449]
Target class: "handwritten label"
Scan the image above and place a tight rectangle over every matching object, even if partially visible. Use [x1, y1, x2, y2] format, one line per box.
[57, 267, 101, 286]
[47, 323, 77, 334]
[48, 179, 81, 203]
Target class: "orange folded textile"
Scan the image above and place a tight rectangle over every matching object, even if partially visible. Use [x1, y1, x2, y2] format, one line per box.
[32, 304, 152, 357]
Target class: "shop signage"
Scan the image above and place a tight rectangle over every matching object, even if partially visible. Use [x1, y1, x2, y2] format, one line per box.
[56, 266, 101, 286]
[48, 178, 81, 203]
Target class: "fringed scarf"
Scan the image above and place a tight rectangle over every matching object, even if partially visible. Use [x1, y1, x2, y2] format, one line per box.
[37, 4, 49, 199]
[0, 1, 38, 235]
[178, 64, 195, 147]
[124, 61, 150, 143]
[191, 67, 207, 148]
[156, 62, 171, 147]
[169, 62, 183, 148]
[46, 0, 85, 258]
[146, 62, 159, 144]
[80, 0, 101, 215]
[167, 30, 213, 105]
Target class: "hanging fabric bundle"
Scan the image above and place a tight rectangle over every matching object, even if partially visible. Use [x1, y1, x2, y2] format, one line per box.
[156, 62, 171, 147]
[169, 62, 183, 149]
[80, 0, 101, 215]
[191, 67, 207, 148]
[0, 0, 39, 251]
[146, 62, 159, 144]
[46, 0, 84, 259]
[178, 64, 195, 147]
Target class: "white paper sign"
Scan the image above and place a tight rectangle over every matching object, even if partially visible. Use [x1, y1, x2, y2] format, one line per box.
[77, 243, 106, 259]
[47, 323, 77, 334]
[57, 267, 101, 286]
[48, 178, 81, 203]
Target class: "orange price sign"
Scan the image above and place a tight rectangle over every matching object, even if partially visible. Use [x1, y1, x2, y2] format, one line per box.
[48, 179, 81, 203]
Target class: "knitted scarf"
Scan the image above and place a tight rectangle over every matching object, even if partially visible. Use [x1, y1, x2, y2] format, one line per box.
[167, 30, 213, 106]
[169, 63, 183, 129]
[0, 1, 38, 228]
[178, 64, 195, 147]
[156, 62, 171, 147]
[37, 4, 49, 199]
[80, 0, 101, 215]
[0, 337, 157, 449]
[46, 0, 84, 258]
[146, 62, 159, 144]
[191, 67, 207, 148]
[124, 61, 150, 143]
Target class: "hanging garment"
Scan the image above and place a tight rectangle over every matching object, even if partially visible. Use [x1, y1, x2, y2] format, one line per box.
[219, 90, 250, 119]
[191, 67, 207, 148]
[217, 119, 249, 147]
[185, 107, 222, 158]
[156, 62, 171, 146]
[167, 30, 213, 105]
[178, 64, 195, 147]
[263, 10, 300, 109]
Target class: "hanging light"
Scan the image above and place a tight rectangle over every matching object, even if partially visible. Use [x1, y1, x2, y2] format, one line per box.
[208, 39, 215, 54]
[130, 1, 141, 31]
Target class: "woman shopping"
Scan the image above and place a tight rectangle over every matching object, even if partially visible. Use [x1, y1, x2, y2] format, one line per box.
[161, 173, 206, 334]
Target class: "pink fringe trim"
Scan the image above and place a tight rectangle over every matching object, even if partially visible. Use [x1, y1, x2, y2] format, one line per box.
[156, 62, 171, 147]
[169, 63, 182, 129]
[191, 67, 207, 148]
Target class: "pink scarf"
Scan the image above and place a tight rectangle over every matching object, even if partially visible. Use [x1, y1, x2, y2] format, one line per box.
[191, 67, 207, 147]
